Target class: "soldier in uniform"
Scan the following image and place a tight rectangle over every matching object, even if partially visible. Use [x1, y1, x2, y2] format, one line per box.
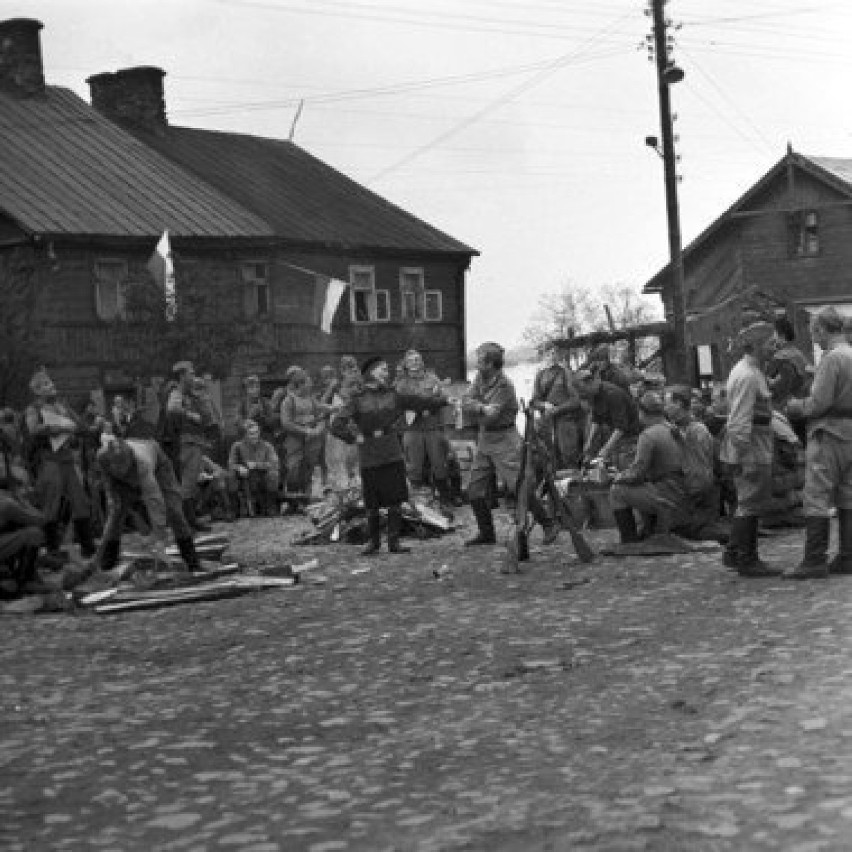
[24, 368, 97, 559]
[462, 342, 555, 546]
[395, 349, 453, 507]
[784, 307, 852, 579]
[575, 369, 641, 471]
[609, 391, 688, 543]
[96, 436, 202, 573]
[228, 419, 280, 517]
[531, 350, 584, 470]
[719, 323, 781, 576]
[166, 361, 212, 532]
[330, 356, 449, 555]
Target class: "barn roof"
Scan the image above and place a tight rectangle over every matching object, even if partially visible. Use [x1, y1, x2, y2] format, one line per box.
[137, 125, 476, 255]
[0, 87, 273, 239]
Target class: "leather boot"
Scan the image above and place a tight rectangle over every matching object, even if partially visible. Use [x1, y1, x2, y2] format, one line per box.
[739, 516, 782, 577]
[434, 478, 455, 517]
[530, 495, 559, 545]
[829, 509, 852, 574]
[176, 537, 203, 573]
[465, 498, 496, 546]
[100, 539, 121, 572]
[783, 516, 830, 580]
[723, 516, 749, 569]
[613, 508, 640, 544]
[362, 510, 381, 555]
[387, 506, 411, 554]
[15, 545, 40, 586]
[73, 518, 97, 559]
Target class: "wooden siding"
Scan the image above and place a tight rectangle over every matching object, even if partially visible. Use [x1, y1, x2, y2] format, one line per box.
[25, 243, 467, 411]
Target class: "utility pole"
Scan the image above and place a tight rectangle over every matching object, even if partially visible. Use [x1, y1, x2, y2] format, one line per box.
[649, 0, 689, 383]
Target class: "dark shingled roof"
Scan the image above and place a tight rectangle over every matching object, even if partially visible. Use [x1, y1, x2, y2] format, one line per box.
[137, 124, 476, 255]
[0, 87, 273, 239]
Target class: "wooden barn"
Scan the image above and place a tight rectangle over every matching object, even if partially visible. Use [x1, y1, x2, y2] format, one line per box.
[643, 145, 852, 380]
[0, 18, 476, 424]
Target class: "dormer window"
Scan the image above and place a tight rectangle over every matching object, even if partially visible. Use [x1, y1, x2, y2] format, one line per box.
[789, 209, 820, 257]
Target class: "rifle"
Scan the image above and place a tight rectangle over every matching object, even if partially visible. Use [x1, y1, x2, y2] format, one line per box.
[504, 400, 536, 573]
[538, 443, 595, 564]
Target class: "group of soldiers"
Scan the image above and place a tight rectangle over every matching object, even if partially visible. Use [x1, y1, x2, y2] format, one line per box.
[2, 306, 846, 586]
[464, 306, 850, 583]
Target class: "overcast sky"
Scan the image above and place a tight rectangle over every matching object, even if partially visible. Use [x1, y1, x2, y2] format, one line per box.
[6, 0, 852, 346]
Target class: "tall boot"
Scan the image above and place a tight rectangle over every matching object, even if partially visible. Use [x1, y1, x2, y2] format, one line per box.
[362, 510, 381, 556]
[529, 495, 559, 545]
[465, 498, 496, 546]
[434, 478, 455, 517]
[39, 522, 67, 570]
[387, 506, 411, 554]
[73, 518, 97, 559]
[783, 516, 830, 580]
[739, 516, 781, 577]
[612, 508, 640, 544]
[100, 539, 121, 572]
[829, 509, 852, 574]
[176, 537, 203, 573]
[14, 545, 40, 586]
[723, 516, 749, 569]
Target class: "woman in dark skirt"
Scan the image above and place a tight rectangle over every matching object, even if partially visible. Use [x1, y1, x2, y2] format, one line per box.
[331, 355, 449, 555]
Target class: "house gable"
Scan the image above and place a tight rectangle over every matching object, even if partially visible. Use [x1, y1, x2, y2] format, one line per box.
[643, 151, 852, 301]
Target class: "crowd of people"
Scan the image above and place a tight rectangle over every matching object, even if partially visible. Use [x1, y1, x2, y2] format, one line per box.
[1, 306, 846, 594]
[0, 350, 463, 591]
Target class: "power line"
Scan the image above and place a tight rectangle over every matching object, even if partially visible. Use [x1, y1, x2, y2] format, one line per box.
[366, 10, 635, 186]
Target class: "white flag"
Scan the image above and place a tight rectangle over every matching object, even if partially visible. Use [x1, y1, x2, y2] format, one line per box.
[147, 230, 176, 320]
[315, 275, 348, 334]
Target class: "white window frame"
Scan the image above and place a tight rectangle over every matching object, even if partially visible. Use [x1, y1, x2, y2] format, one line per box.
[94, 258, 129, 321]
[424, 289, 443, 322]
[400, 267, 425, 322]
[240, 261, 271, 318]
[349, 265, 388, 323]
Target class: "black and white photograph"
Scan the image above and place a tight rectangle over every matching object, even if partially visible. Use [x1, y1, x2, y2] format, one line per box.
[2, 1, 852, 849]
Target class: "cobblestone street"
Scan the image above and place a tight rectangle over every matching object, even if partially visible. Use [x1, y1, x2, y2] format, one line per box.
[2, 511, 852, 851]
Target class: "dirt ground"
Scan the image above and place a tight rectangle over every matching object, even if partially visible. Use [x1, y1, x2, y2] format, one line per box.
[2, 508, 852, 851]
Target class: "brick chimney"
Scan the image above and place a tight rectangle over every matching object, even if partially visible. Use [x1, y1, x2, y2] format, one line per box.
[0, 18, 45, 97]
[87, 66, 167, 134]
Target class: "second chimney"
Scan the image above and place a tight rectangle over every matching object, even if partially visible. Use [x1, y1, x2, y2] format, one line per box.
[88, 66, 167, 134]
[0, 18, 45, 97]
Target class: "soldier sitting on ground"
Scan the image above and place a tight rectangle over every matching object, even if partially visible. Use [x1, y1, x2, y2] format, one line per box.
[227, 419, 280, 517]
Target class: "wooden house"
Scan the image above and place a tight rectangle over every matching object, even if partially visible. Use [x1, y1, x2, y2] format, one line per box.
[0, 18, 476, 424]
[643, 146, 852, 379]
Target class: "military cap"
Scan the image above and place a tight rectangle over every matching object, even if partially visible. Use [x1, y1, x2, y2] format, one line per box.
[638, 391, 665, 415]
[172, 360, 194, 375]
[361, 355, 386, 376]
[731, 321, 773, 354]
